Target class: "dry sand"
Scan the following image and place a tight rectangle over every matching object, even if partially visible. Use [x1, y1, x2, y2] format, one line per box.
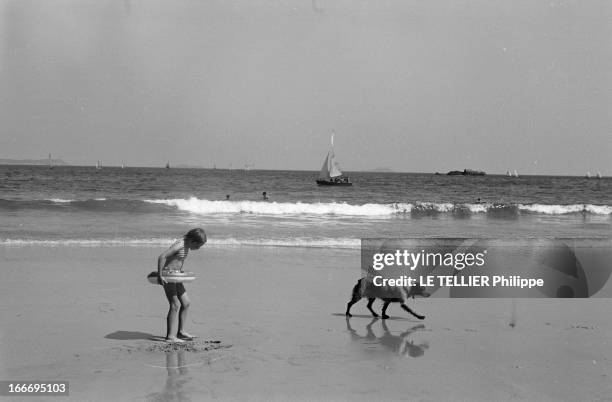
[1, 245, 611, 401]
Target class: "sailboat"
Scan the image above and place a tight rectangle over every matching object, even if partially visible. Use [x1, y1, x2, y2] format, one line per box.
[165, 161, 170, 169]
[316, 133, 352, 186]
[513, 169, 519, 178]
[596, 171, 602, 179]
[48, 153, 54, 169]
[96, 160, 102, 170]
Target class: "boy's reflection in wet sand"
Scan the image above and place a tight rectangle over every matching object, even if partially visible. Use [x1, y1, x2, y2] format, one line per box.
[346, 317, 429, 357]
[149, 350, 192, 402]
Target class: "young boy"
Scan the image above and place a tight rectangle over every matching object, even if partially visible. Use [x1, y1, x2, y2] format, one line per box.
[157, 228, 207, 343]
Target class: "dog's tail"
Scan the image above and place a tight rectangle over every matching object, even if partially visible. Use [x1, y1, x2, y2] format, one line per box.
[350, 278, 364, 300]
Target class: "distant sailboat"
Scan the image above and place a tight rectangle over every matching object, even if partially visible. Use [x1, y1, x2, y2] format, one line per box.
[513, 169, 519, 178]
[596, 171, 602, 179]
[48, 153, 54, 169]
[506, 170, 511, 177]
[166, 161, 170, 169]
[96, 160, 102, 170]
[121, 162, 125, 169]
[586, 171, 591, 178]
[316, 133, 352, 186]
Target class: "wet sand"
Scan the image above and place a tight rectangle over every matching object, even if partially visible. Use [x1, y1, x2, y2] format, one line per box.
[1, 245, 611, 401]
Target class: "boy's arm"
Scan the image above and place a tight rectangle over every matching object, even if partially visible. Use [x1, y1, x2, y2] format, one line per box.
[157, 242, 182, 285]
[157, 253, 167, 285]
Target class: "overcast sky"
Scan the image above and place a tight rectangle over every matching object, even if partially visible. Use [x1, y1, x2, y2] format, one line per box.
[1, 0, 610, 174]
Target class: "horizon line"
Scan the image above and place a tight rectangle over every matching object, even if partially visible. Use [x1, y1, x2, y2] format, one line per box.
[0, 162, 607, 178]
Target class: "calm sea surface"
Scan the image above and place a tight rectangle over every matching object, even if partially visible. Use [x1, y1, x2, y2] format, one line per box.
[1, 165, 611, 247]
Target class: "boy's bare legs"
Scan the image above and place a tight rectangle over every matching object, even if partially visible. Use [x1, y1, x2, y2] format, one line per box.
[177, 292, 195, 339]
[164, 284, 185, 343]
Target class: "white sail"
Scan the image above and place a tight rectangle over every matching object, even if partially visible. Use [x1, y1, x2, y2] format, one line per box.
[319, 153, 331, 180]
[329, 150, 342, 178]
[319, 149, 343, 179]
[317, 132, 350, 184]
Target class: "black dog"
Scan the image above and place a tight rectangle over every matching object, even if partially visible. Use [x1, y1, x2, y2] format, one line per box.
[345, 278, 429, 320]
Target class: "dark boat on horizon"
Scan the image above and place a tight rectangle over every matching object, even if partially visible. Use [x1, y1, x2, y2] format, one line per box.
[447, 169, 486, 176]
[316, 177, 353, 186]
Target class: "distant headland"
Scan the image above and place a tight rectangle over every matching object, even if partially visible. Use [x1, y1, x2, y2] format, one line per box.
[369, 167, 395, 173]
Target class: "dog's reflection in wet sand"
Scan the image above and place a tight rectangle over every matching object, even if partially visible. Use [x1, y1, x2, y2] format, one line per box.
[346, 317, 429, 358]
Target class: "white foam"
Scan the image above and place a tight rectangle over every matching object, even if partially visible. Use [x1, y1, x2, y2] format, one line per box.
[411, 202, 454, 212]
[518, 204, 612, 215]
[33, 198, 612, 216]
[463, 203, 489, 213]
[586, 204, 612, 215]
[1, 237, 361, 249]
[47, 198, 75, 203]
[209, 237, 360, 249]
[1, 238, 174, 247]
[145, 197, 407, 216]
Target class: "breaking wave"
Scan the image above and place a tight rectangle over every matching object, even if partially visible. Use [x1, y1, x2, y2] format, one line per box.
[145, 198, 407, 216]
[1, 237, 361, 249]
[145, 198, 612, 216]
[0, 197, 610, 216]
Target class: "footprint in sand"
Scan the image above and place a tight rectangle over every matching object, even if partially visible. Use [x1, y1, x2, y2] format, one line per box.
[145, 339, 230, 353]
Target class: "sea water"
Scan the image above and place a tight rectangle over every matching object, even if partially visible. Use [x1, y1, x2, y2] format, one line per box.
[1, 165, 611, 247]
